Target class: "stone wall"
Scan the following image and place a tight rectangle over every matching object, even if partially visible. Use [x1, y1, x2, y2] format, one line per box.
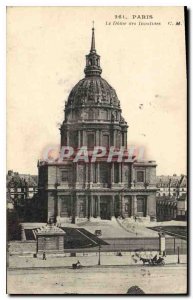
[37, 235, 64, 252]
[147, 193, 156, 218]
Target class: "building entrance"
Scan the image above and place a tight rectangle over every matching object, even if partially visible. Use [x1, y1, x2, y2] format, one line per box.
[100, 199, 111, 220]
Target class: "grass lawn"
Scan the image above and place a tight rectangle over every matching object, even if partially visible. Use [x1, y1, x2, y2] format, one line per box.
[147, 226, 187, 240]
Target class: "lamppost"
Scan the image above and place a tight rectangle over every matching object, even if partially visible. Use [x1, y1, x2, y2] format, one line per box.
[177, 246, 180, 264]
[98, 244, 101, 265]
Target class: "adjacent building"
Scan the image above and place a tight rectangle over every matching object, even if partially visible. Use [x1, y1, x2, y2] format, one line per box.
[156, 174, 187, 198]
[7, 170, 38, 206]
[156, 175, 187, 221]
[38, 27, 158, 224]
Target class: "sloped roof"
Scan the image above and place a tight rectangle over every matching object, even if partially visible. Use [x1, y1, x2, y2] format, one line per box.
[156, 175, 186, 188]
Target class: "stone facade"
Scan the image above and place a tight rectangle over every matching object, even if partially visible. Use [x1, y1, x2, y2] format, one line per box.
[38, 27, 157, 223]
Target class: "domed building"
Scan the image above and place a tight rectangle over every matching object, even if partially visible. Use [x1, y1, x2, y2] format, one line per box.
[38, 27, 157, 224]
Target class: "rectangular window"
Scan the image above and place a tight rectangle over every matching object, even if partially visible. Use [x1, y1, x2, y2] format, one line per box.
[87, 133, 95, 149]
[61, 170, 68, 182]
[100, 163, 109, 184]
[137, 197, 145, 213]
[103, 135, 109, 148]
[114, 163, 119, 183]
[137, 171, 144, 183]
[60, 196, 71, 217]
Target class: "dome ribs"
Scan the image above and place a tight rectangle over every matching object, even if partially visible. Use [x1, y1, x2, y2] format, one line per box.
[66, 77, 120, 110]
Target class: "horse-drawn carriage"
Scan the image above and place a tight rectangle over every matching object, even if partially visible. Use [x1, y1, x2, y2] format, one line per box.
[140, 254, 165, 266]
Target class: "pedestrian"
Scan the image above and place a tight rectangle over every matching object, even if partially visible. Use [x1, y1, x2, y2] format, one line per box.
[134, 216, 137, 222]
[43, 252, 46, 260]
[77, 260, 81, 266]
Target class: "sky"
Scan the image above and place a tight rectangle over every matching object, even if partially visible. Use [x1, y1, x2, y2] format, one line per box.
[7, 6, 187, 175]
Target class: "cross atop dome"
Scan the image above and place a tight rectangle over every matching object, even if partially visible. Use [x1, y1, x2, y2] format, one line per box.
[84, 24, 102, 77]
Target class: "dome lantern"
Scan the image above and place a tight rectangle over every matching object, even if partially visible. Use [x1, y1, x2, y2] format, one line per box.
[84, 24, 102, 77]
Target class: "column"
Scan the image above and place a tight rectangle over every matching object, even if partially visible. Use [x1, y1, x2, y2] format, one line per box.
[85, 196, 88, 218]
[99, 130, 102, 146]
[85, 164, 88, 187]
[96, 130, 100, 146]
[75, 163, 78, 185]
[113, 130, 116, 147]
[124, 132, 127, 148]
[67, 131, 69, 146]
[111, 163, 114, 184]
[97, 163, 100, 183]
[119, 193, 124, 217]
[121, 164, 125, 184]
[57, 196, 61, 217]
[111, 195, 115, 218]
[119, 164, 122, 183]
[78, 130, 81, 148]
[131, 166, 135, 188]
[76, 195, 79, 218]
[133, 195, 138, 216]
[82, 130, 86, 147]
[70, 194, 73, 217]
[146, 196, 148, 217]
[90, 163, 93, 183]
[159, 232, 166, 255]
[90, 195, 93, 218]
[97, 196, 101, 218]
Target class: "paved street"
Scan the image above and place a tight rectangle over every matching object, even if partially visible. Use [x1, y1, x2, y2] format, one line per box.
[7, 264, 187, 294]
[8, 252, 187, 269]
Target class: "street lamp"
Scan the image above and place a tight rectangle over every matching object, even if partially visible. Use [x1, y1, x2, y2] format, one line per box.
[98, 244, 101, 266]
[177, 246, 180, 264]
